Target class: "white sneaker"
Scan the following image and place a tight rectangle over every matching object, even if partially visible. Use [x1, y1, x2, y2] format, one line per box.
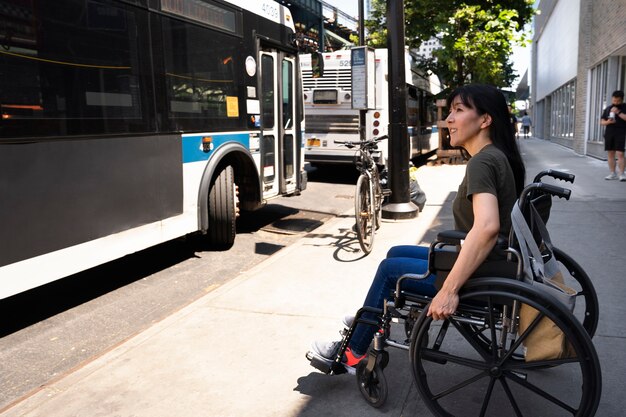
[605, 172, 618, 180]
[307, 340, 363, 375]
[310, 340, 341, 360]
[620, 173, 626, 182]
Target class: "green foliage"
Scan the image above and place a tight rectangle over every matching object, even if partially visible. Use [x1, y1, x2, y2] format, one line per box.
[365, 0, 535, 88]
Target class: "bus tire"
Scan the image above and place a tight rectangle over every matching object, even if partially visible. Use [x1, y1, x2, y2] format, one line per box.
[208, 165, 236, 248]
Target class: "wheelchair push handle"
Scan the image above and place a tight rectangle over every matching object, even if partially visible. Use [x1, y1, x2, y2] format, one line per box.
[535, 183, 571, 200]
[539, 183, 571, 200]
[533, 169, 575, 184]
[520, 182, 571, 205]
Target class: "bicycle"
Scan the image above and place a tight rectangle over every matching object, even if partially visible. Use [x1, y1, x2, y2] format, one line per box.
[336, 136, 390, 254]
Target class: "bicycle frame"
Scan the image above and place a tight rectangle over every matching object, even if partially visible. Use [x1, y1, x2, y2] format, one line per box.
[336, 136, 389, 254]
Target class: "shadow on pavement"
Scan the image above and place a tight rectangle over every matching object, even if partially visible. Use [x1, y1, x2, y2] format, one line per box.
[293, 340, 419, 417]
[291, 192, 460, 417]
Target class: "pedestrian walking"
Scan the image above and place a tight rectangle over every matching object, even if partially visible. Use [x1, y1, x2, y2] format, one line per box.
[521, 112, 532, 137]
[600, 90, 626, 181]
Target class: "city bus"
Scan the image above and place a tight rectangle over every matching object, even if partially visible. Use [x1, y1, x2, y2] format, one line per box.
[300, 49, 439, 167]
[0, 0, 310, 299]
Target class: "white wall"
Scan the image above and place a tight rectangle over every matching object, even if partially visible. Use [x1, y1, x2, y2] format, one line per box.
[535, 0, 580, 100]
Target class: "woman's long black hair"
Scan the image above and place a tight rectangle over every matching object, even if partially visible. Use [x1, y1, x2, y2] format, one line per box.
[447, 84, 526, 197]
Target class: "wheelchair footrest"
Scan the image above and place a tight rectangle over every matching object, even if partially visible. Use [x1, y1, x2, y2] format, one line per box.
[306, 351, 350, 375]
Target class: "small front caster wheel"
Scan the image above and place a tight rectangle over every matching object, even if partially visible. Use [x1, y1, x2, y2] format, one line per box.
[356, 359, 388, 408]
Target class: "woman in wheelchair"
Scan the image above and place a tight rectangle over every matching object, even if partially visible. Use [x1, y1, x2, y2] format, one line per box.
[309, 84, 526, 373]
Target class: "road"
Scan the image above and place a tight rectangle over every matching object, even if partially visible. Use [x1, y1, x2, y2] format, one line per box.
[0, 164, 358, 411]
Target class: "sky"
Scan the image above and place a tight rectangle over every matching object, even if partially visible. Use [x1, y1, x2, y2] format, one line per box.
[322, 0, 531, 90]
[324, 0, 358, 17]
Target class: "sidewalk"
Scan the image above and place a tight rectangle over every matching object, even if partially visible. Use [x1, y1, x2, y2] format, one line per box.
[2, 138, 625, 417]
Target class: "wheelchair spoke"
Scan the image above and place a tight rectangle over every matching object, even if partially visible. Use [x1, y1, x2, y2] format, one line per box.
[451, 319, 494, 361]
[431, 371, 488, 401]
[421, 347, 489, 371]
[496, 328, 528, 364]
[479, 377, 497, 417]
[505, 370, 577, 414]
[504, 355, 581, 370]
[485, 296, 499, 360]
[510, 308, 544, 352]
[499, 377, 523, 417]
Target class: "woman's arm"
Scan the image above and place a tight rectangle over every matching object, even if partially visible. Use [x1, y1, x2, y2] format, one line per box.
[427, 192, 501, 320]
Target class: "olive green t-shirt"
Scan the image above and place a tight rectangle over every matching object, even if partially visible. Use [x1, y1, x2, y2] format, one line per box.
[452, 144, 517, 235]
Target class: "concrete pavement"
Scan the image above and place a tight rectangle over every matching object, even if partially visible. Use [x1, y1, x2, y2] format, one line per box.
[1, 138, 625, 417]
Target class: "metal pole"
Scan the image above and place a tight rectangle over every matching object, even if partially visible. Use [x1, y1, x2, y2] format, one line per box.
[358, 0, 366, 142]
[382, 0, 417, 219]
[358, 0, 365, 43]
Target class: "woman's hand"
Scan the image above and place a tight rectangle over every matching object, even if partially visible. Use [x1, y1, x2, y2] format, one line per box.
[427, 289, 459, 321]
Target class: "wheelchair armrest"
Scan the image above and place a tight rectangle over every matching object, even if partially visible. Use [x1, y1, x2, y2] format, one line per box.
[430, 232, 511, 278]
[393, 272, 431, 308]
[436, 230, 508, 249]
[436, 230, 467, 245]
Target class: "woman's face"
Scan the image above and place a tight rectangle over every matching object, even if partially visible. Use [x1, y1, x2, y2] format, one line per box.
[446, 96, 486, 149]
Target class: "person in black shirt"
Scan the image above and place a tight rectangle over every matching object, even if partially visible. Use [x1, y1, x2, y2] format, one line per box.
[600, 90, 626, 181]
[308, 85, 526, 374]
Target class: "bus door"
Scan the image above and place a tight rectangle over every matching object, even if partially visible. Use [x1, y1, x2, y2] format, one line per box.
[259, 49, 298, 198]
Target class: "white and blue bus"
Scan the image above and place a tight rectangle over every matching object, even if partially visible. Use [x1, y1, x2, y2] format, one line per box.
[300, 49, 439, 167]
[0, 0, 309, 299]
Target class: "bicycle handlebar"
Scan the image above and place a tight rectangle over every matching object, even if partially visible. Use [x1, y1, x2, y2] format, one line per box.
[335, 135, 389, 149]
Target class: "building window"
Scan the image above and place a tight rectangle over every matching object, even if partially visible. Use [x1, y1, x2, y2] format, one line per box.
[589, 57, 626, 144]
[550, 80, 575, 139]
[588, 60, 609, 143]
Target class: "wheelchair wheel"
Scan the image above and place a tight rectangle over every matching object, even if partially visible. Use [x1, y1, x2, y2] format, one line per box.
[356, 357, 388, 408]
[553, 246, 599, 337]
[409, 278, 601, 417]
[456, 247, 599, 358]
[355, 173, 375, 254]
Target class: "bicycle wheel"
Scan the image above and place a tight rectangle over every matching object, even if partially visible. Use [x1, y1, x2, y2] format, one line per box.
[371, 165, 383, 230]
[355, 173, 375, 253]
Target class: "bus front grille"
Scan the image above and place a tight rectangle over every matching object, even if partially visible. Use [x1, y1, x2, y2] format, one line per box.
[304, 114, 359, 134]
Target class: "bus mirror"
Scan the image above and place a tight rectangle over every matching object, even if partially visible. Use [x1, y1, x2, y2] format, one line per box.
[311, 52, 324, 78]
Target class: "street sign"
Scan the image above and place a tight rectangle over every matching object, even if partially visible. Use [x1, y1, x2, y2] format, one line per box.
[351, 46, 375, 110]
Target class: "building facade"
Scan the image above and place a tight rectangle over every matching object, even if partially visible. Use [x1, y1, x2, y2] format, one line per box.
[531, 0, 626, 158]
[416, 38, 442, 60]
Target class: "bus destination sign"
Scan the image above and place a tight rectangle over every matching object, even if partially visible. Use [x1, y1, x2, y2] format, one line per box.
[162, 0, 238, 34]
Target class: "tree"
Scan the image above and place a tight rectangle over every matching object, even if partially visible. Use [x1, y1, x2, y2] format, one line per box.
[365, 0, 534, 88]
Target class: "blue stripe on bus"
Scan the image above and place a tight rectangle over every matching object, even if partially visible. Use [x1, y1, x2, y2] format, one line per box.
[182, 133, 250, 163]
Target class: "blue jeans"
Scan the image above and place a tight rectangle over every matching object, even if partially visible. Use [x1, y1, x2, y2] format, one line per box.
[349, 245, 438, 355]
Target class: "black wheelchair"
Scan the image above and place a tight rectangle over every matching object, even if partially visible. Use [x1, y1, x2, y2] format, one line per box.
[306, 170, 601, 416]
